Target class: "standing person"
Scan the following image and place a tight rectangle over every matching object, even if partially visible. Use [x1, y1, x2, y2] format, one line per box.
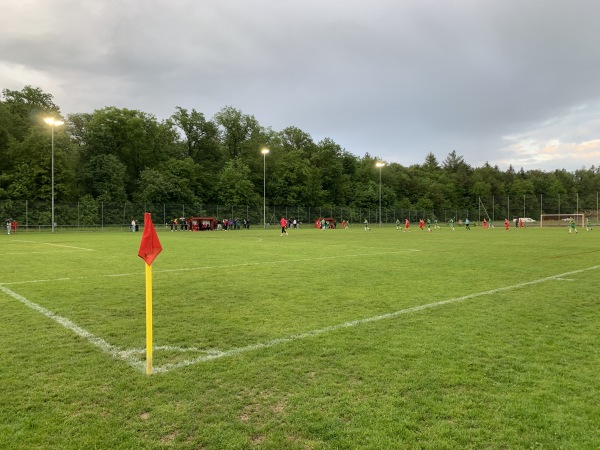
[505, 218, 510, 231]
[586, 218, 591, 231]
[6, 220, 10, 235]
[342, 219, 347, 229]
[569, 217, 578, 234]
[434, 218, 440, 229]
[131, 219, 136, 232]
[426, 218, 431, 232]
[519, 218, 524, 229]
[465, 218, 470, 230]
[482, 218, 487, 229]
[364, 219, 370, 231]
[419, 219, 424, 231]
[395, 219, 401, 230]
[404, 218, 410, 232]
[449, 218, 455, 230]
[280, 217, 288, 236]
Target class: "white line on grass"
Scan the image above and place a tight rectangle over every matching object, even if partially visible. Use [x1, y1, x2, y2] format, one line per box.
[151, 265, 600, 373]
[9, 239, 94, 251]
[5, 251, 94, 255]
[43, 243, 94, 251]
[0, 285, 145, 373]
[1, 250, 421, 285]
[2, 265, 597, 375]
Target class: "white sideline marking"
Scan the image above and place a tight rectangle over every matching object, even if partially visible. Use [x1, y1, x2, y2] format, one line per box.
[2, 265, 597, 375]
[153, 265, 600, 373]
[1, 250, 421, 285]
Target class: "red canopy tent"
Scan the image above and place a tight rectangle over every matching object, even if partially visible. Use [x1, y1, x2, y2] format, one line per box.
[315, 217, 336, 229]
[188, 217, 216, 231]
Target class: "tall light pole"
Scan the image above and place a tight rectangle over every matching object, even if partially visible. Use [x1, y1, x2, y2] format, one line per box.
[261, 148, 269, 228]
[375, 162, 385, 225]
[44, 118, 64, 234]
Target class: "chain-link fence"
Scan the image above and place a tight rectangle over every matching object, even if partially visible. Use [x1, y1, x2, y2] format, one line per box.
[1, 193, 598, 232]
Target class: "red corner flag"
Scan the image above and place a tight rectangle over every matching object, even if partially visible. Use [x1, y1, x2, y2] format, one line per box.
[138, 213, 162, 265]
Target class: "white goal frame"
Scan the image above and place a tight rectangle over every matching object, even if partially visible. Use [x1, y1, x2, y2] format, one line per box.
[540, 213, 585, 227]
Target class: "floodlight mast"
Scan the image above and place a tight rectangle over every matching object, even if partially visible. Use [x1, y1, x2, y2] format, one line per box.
[375, 161, 386, 225]
[261, 148, 269, 229]
[44, 118, 64, 234]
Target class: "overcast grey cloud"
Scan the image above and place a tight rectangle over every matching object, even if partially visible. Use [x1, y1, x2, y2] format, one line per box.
[2, 0, 599, 171]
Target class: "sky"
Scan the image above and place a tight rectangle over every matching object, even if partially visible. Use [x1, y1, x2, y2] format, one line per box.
[1, 0, 599, 172]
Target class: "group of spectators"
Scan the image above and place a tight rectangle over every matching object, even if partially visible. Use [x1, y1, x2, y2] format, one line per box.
[165, 217, 252, 231]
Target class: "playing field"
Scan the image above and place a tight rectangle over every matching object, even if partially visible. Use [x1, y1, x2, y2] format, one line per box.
[1, 224, 599, 449]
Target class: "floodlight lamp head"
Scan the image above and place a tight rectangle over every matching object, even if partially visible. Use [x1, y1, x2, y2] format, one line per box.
[375, 161, 386, 168]
[261, 148, 270, 155]
[44, 118, 64, 127]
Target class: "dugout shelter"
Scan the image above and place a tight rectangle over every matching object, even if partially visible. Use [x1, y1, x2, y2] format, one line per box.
[315, 217, 336, 229]
[188, 217, 216, 231]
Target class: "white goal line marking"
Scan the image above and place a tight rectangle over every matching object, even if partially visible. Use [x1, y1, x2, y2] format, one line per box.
[1, 265, 597, 375]
[1, 250, 420, 286]
[0, 284, 144, 373]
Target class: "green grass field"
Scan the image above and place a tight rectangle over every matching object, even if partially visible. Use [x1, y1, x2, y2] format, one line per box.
[1, 223, 599, 449]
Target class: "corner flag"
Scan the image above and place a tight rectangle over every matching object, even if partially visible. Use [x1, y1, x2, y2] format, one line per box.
[138, 213, 162, 265]
[138, 212, 162, 375]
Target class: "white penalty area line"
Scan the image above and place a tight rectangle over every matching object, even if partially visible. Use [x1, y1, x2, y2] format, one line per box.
[2, 265, 597, 375]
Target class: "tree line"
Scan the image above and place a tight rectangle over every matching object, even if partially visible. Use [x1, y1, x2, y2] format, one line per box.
[1, 85, 599, 218]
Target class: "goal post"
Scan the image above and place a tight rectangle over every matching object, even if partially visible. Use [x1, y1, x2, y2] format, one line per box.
[540, 213, 585, 227]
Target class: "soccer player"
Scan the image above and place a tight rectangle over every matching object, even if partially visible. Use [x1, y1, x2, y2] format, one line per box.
[586, 218, 591, 231]
[396, 219, 401, 230]
[364, 219, 370, 231]
[504, 218, 509, 231]
[569, 217, 578, 234]
[483, 218, 487, 229]
[419, 219, 424, 231]
[426, 218, 432, 232]
[404, 218, 410, 232]
[280, 217, 288, 236]
[449, 218, 455, 230]
[465, 218, 470, 230]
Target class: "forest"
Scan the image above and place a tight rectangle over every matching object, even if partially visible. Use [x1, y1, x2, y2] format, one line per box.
[1, 86, 599, 226]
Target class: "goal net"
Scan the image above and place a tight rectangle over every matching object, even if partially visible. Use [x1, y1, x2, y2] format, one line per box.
[540, 213, 585, 227]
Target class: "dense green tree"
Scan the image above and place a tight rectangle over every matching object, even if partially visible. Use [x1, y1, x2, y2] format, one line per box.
[134, 158, 202, 205]
[170, 107, 222, 169]
[213, 106, 261, 160]
[269, 150, 322, 206]
[1, 86, 60, 141]
[82, 154, 128, 202]
[216, 159, 260, 206]
[81, 107, 177, 197]
[311, 138, 352, 206]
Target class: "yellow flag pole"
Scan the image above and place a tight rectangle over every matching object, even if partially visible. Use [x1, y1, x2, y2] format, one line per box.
[145, 262, 153, 375]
